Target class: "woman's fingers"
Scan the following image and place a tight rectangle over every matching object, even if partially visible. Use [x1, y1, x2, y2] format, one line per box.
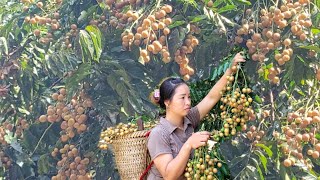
[199, 131, 211, 135]
[200, 142, 207, 146]
[232, 53, 246, 65]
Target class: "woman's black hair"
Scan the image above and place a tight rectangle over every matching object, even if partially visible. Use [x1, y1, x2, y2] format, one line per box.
[158, 77, 186, 109]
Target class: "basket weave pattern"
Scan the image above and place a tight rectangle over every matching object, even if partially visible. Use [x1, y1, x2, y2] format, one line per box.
[112, 130, 150, 180]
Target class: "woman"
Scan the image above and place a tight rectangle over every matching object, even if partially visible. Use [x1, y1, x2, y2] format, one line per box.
[147, 53, 245, 180]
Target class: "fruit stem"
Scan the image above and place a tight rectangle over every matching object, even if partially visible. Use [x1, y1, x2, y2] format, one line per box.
[239, 65, 247, 87]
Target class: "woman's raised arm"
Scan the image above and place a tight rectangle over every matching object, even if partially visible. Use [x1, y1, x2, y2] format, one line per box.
[196, 53, 245, 120]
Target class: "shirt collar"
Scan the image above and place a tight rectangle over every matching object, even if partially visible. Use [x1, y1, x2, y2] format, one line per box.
[159, 116, 192, 134]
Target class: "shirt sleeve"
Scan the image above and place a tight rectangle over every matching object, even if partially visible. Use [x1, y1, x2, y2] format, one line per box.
[186, 106, 201, 128]
[147, 126, 172, 161]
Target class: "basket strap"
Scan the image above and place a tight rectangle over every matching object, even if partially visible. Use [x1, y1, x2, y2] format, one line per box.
[140, 161, 154, 180]
[139, 130, 153, 180]
[145, 130, 151, 137]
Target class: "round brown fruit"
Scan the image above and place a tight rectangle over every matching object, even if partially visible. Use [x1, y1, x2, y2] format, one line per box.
[207, 0, 213, 7]
[37, 2, 43, 8]
[71, 24, 77, 30]
[283, 39, 291, 46]
[34, 29, 41, 36]
[283, 159, 292, 167]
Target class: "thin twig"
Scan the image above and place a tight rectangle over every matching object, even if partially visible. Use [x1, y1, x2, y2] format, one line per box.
[49, 72, 69, 89]
[30, 123, 54, 156]
[270, 88, 275, 122]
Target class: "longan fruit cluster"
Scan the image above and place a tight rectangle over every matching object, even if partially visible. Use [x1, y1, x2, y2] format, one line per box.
[21, 0, 62, 12]
[63, 23, 79, 49]
[175, 33, 199, 81]
[290, 10, 312, 41]
[66, 13, 110, 49]
[38, 88, 93, 142]
[212, 66, 254, 140]
[267, 66, 281, 84]
[246, 125, 265, 145]
[22, 0, 65, 45]
[0, 125, 9, 145]
[99, 121, 157, 150]
[184, 148, 222, 180]
[13, 118, 29, 137]
[120, 5, 173, 64]
[245, 110, 269, 145]
[0, 151, 12, 169]
[109, 10, 139, 29]
[235, 0, 313, 70]
[51, 144, 92, 180]
[106, 0, 147, 11]
[106, 0, 150, 30]
[274, 109, 320, 168]
[24, 10, 61, 45]
[0, 119, 29, 143]
[99, 122, 138, 150]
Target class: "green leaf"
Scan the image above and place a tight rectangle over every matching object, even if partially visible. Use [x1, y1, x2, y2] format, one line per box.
[255, 150, 268, 172]
[255, 143, 273, 157]
[85, 25, 103, 62]
[251, 157, 265, 180]
[212, 0, 224, 7]
[234, 0, 252, 5]
[8, 164, 24, 180]
[46, 54, 60, 76]
[11, 141, 23, 153]
[79, 29, 94, 63]
[213, 13, 226, 33]
[229, 154, 249, 173]
[290, 162, 317, 179]
[22, 130, 38, 151]
[34, 44, 46, 54]
[77, 5, 98, 26]
[168, 20, 186, 29]
[218, 5, 236, 13]
[316, 0, 320, 9]
[311, 27, 320, 35]
[210, 61, 230, 80]
[78, 10, 88, 24]
[0, 37, 8, 55]
[18, 107, 30, 115]
[168, 28, 184, 56]
[299, 45, 320, 53]
[254, 95, 262, 103]
[190, 15, 207, 23]
[297, 55, 306, 63]
[210, 69, 218, 80]
[218, 14, 235, 26]
[65, 62, 92, 99]
[38, 154, 50, 174]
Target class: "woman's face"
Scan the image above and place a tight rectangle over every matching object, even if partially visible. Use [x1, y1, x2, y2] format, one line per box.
[166, 84, 191, 117]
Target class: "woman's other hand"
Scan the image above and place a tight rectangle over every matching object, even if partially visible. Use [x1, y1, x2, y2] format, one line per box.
[186, 131, 211, 149]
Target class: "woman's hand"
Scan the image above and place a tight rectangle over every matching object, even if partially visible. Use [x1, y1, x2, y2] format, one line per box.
[231, 52, 246, 67]
[186, 131, 211, 149]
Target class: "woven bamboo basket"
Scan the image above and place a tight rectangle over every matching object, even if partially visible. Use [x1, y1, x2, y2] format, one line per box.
[112, 130, 151, 180]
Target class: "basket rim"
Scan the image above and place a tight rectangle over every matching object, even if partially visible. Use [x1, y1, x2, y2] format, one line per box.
[114, 129, 150, 139]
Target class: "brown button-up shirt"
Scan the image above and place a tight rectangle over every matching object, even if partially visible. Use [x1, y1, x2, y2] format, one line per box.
[147, 107, 200, 180]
